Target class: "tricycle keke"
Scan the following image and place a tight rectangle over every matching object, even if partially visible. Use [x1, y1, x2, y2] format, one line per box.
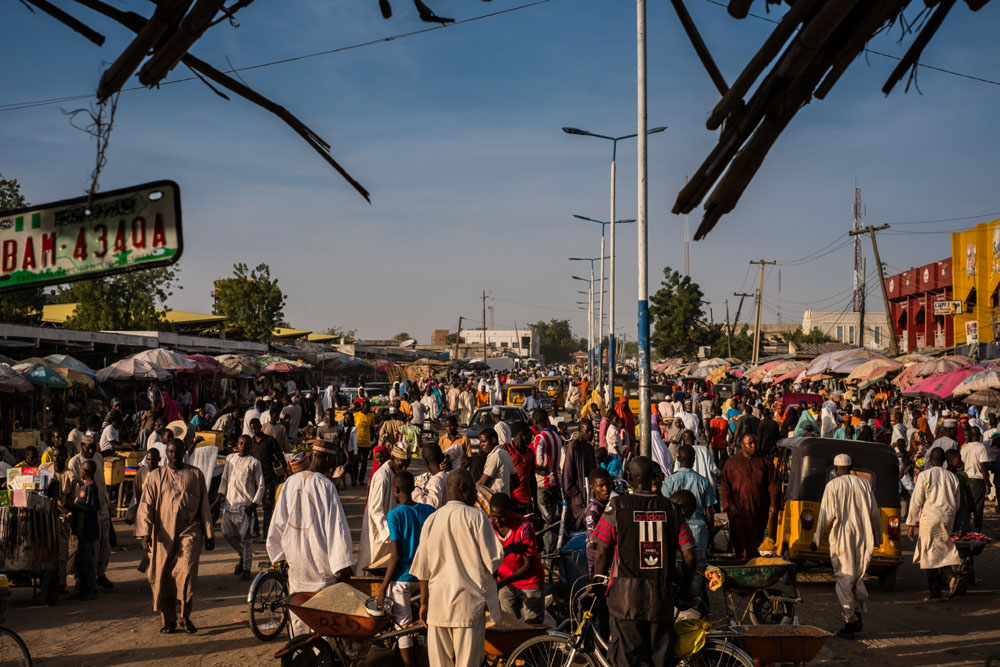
[774, 437, 903, 592]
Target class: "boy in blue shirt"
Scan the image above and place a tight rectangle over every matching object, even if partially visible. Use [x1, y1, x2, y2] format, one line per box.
[376, 470, 434, 667]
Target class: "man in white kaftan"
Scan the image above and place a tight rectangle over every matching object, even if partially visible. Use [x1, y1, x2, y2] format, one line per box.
[266, 441, 354, 636]
[812, 454, 880, 637]
[216, 435, 264, 578]
[357, 444, 410, 572]
[411, 470, 504, 667]
[906, 446, 960, 600]
[458, 387, 475, 426]
[820, 403, 838, 439]
[650, 427, 673, 480]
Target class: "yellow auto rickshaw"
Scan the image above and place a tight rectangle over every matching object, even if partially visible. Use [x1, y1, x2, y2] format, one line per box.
[505, 384, 534, 407]
[537, 377, 564, 408]
[613, 381, 674, 416]
[775, 437, 903, 591]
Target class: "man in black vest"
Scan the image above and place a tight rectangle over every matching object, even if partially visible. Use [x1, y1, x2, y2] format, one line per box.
[592, 456, 696, 666]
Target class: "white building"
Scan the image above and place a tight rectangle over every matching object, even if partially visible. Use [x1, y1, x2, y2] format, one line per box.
[459, 328, 538, 357]
[801, 310, 892, 349]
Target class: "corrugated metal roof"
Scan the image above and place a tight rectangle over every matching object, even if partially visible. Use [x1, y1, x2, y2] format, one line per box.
[43, 303, 225, 325]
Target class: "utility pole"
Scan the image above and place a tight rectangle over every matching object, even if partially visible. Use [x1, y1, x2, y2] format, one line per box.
[850, 224, 898, 355]
[749, 260, 776, 365]
[482, 290, 488, 362]
[858, 257, 866, 347]
[725, 299, 732, 358]
[683, 175, 690, 277]
[454, 316, 464, 360]
[636, 0, 651, 458]
[732, 292, 753, 341]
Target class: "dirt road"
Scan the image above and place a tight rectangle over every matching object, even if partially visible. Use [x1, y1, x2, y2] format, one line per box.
[7, 461, 1000, 666]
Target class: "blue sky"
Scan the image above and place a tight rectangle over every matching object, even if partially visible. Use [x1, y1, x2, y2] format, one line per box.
[3, 0, 999, 342]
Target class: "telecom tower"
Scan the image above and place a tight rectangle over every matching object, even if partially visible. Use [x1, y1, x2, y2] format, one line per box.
[852, 187, 866, 312]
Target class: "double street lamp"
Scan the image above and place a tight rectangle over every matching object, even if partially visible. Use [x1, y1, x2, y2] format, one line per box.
[563, 125, 666, 422]
[570, 256, 608, 381]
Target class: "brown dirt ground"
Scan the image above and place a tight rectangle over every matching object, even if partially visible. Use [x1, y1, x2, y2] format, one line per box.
[7, 458, 1000, 666]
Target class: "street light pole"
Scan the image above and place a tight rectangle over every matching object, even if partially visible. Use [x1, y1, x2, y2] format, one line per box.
[636, 0, 651, 458]
[563, 127, 664, 427]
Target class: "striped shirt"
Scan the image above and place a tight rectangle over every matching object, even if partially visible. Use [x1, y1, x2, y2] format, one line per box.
[531, 426, 561, 489]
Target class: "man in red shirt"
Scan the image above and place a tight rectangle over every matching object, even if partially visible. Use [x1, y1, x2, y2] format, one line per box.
[489, 492, 544, 624]
[504, 422, 536, 515]
[708, 407, 730, 470]
[530, 408, 562, 555]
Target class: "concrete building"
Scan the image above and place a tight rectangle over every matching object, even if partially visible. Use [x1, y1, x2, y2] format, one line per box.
[459, 328, 538, 358]
[952, 218, 1000, 348]
[801, 310, 891, 349]
[885, 258, 954, 353]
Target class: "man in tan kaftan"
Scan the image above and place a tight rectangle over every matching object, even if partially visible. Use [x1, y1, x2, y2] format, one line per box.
[135, 438, 215, 633]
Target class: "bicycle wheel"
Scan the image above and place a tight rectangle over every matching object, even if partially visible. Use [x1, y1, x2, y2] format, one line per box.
[747, 589, 794, 625]
[280, 634, 336, 667]
[249, 571, 289, 641]
[503, 635, 598, 667]
[679, 637, 754, 667]
[0, 627, 32, 667]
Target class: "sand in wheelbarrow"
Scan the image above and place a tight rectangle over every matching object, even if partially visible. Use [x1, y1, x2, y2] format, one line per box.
[300, 582, 370, 616]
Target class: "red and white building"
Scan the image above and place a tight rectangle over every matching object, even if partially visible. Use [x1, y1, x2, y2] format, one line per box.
[885, 258, 954, 353]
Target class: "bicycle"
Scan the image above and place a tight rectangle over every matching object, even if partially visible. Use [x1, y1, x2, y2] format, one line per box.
[0, 580, 32, 667]
[247, 561, 289, 641]
[504, 577, 754, 667]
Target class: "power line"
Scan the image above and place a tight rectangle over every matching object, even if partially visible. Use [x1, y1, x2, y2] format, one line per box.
[1, 0, 552, 113]
[702, 0, 1000, 88]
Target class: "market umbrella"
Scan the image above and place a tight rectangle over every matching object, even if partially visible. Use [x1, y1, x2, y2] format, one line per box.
[901, 366, 984, 401]
[844, 359, 903, 385]
[44, 353, 97, 378]
[53, 366, 95, 388]
[132, 348, 197, 371]
[911, 355, 975, 378]
[13, 362, 69, 388]
[0, 363, 33, 392]
[180, 354, 220, 375]
[772, 368, 807, 385]
[953, 368, 1000, 396]
[97, 358, 172, 382]
[215, 354, 260, 377]
[262, 361, 307, 374]
[803, 349, 859, 377]
[963, 388, 1000, 407]
[0, 353, 16, 365]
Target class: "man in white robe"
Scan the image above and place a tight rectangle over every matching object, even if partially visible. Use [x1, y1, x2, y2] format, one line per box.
[215, 435, 264, 578]
[357, 444, 411, 572]
[458, 386, 475, 426]
[906, 446, 961, 601]
[812, 453, 880, 638]
[266, 441, 354, 635]
[650, 427, 674, 480]
[68, 433, 113, 589]
[411, 470, 504, 667]
[820, 404, 838, 439]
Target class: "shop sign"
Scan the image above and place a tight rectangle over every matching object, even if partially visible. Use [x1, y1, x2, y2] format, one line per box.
[0, 180, 182, 292]
[932, 300, 962, 316]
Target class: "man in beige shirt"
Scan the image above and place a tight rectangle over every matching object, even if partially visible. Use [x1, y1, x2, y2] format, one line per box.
[411, 470, 503, 667]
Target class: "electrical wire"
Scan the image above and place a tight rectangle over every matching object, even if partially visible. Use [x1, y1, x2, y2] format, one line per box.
[701, 0, 1000, 88]
[0, 0, 553, 113]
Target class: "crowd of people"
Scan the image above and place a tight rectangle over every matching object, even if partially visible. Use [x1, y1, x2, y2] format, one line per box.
[5, 364, 999, 664]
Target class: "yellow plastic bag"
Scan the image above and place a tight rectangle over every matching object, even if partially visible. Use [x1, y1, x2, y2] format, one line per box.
[673, 618, 712, 658]
[704, 565, 725, 592]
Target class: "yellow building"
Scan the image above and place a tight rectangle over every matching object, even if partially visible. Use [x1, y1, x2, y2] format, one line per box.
[952, 218, 1000, 345]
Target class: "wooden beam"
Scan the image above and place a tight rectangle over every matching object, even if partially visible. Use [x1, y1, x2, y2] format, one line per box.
[95, 0, 193, 101]
[22, 0, 105, 45]
[669, 0, 729, 96]
[883, 0, 957, 95]
[138, 0, 226, 86]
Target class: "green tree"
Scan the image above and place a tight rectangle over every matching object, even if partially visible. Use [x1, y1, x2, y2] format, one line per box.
[649, 267, 712, 359]
[445, 332, 459, 345]
[392, 332, 413, 343]
[54, 267, 179, 331]
[530, 319, 584, 363]
[325, 325, 357, 343]
[213, 263, 286, 342]
[0, 175, 45, 325]
[780, 326, 835, 345]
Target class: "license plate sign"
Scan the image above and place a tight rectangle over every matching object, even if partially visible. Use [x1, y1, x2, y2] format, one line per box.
[0, 180, 182, 292]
